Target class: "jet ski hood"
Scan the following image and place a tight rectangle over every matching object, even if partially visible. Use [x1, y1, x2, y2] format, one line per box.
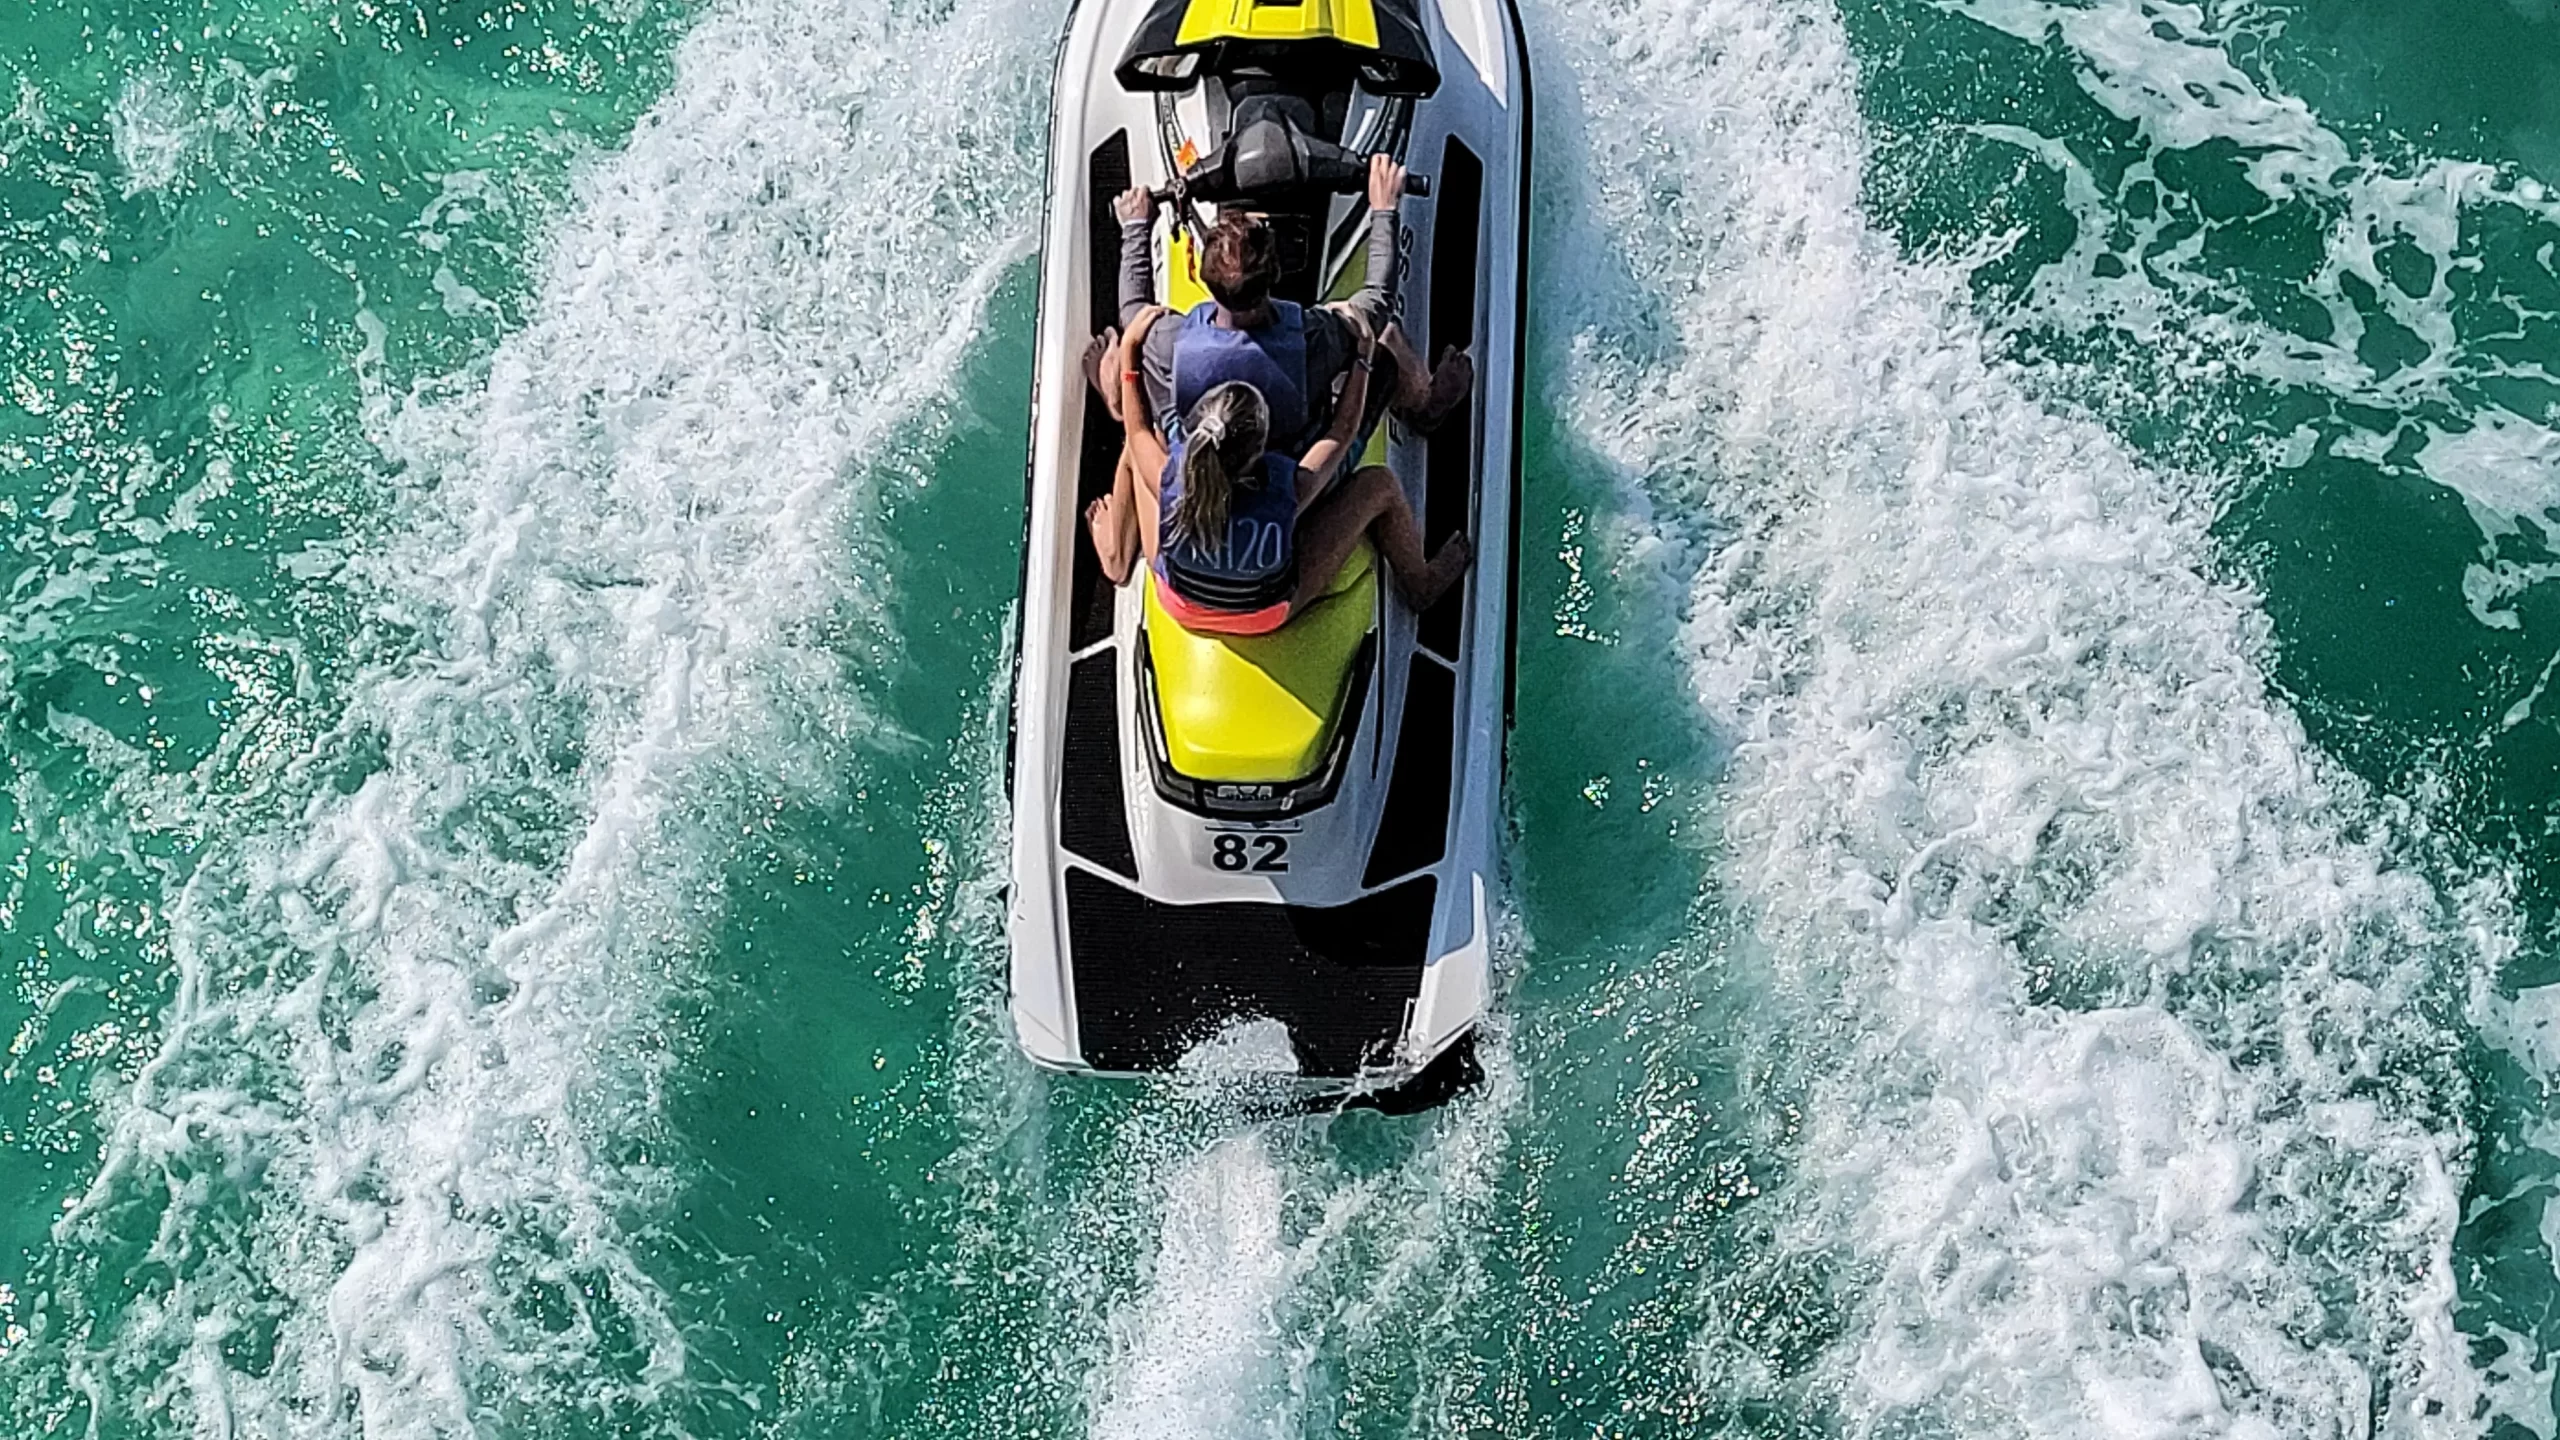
[1116, 0, 1442, 96]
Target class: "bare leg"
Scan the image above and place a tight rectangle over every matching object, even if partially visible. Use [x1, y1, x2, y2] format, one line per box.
[1375, 322, 1432, 412]
[1290, 466, 1472, 613]
[1081, 327, 1124, 422]
[1084, 450, 1139, 585]
[1377, 323, 1472, 433]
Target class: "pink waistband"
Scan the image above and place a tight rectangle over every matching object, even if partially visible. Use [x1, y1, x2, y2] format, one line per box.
[1152, 571, 1292, 636]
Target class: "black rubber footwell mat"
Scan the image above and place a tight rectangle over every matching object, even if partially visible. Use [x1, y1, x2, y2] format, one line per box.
[1060, 653, 1137, 879]
[1071, 130, 1131, 652]
[1067, 870, 1436, 1077]
[1418, 135, 1483, 660]
[1364, 659, 1455, 887]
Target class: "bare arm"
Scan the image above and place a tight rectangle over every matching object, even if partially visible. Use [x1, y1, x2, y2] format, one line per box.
[1295, 354, 1371, 511]
[1120, 306, 1171, 481]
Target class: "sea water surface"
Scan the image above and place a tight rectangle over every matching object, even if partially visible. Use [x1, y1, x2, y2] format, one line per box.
[0, 0, 2556, 1435]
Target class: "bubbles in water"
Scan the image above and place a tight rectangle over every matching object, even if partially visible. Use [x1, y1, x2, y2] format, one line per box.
[1894, 0, 2560, 565]
[1087, 1134, 1301, 1440]
[107, 62, 294, 197]
[1175, 1020, 1304, 1077]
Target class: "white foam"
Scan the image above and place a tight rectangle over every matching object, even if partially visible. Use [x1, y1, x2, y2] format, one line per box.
[107, 62, 293, 198]
[1064, 1018, 1527, 1440]
[1174, 1019, 1305, 1076]
[107, 71, 204, 196]
[2482, 1322, 2558, 1440]
[2419, 409, 2560, 537]
[1541, 0, 2511, 1434]
[5, 77, 44, 141]
[2490, 983, 2560, 1080]
[49, 0, 1052, 1430]
[1087, 1135, 1304, 1440]
[1936, 0, 2560, 545]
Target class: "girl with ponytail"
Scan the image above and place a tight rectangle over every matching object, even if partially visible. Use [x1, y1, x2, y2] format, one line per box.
[1163, 381, 1270, 560]
[1086, 305, 1472, 638]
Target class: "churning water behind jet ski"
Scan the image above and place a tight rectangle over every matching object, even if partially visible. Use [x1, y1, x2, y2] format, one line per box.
[1008, 0, 1529, 1102]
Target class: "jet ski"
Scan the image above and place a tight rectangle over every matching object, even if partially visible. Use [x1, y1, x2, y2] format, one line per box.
[1007, 0, 1529, 1103]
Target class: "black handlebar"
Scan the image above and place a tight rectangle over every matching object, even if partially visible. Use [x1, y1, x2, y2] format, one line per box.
[1148, 171, 1430, 206]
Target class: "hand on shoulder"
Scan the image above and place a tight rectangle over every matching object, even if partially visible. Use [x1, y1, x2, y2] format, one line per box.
[1122, 304, 1171, 355]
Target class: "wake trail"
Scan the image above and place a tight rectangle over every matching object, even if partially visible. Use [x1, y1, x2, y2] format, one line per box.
[1542, 0, 2515, 1434]
[11, 0, 1051, 1434]
[1069, 1024, 1527, 1440]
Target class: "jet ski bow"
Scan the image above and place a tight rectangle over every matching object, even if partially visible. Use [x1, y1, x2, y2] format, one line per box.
[1008, 0, 1529, 1101]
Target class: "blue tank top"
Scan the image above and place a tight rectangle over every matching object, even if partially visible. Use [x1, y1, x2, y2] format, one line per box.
[1171, 301, 1311, 452]
[1156, 439, 1299, 612]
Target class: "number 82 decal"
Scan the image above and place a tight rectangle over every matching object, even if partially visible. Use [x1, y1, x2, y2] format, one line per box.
[1211, 834, 1289, 873]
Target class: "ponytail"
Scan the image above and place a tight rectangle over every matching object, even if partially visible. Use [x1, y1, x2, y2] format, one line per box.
[1167, 382, 1271, 558]
[1169, 440, 1233, 557]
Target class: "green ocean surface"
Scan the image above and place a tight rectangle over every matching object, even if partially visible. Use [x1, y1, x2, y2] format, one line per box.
[1, 0, 2556, 1434]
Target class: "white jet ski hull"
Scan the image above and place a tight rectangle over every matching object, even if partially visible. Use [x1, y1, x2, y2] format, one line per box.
[1007, 0, 1529, 1098]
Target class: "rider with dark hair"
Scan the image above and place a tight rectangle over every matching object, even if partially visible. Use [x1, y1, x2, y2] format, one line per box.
[1196, 212, 1282, 311]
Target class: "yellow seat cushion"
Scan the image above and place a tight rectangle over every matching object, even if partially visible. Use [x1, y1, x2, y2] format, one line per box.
[1145, 540, 1378, 783]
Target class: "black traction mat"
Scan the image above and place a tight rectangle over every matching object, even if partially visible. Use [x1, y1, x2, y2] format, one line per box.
[1060, 653, 1137, 878]
[1067, 870, 1437, 1077]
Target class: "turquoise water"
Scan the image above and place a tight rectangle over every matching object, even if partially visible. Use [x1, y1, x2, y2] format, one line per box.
[1, 0, 2557, 1433]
